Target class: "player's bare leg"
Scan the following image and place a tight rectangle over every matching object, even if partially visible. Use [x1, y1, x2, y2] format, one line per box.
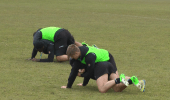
[56, 55, 69, 62]
[109, 72, 130, 92]
[96, 74, 117, 93]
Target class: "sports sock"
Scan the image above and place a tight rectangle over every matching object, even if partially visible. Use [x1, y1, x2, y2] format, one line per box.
[115, 78, 120, 84]
[127, 79, 133, 85]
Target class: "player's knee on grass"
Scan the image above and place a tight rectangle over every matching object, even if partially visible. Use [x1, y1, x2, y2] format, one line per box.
[98, 88, 107, 93]
[112, 86, 122, 92]
[96, 74, 109, 93]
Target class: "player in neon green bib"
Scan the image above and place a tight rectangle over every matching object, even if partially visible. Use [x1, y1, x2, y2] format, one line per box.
[61, 43, 146, 93]
[40, 27, 61, 42]
[30, 27, 82, 62]
[80, 46, 110, 64]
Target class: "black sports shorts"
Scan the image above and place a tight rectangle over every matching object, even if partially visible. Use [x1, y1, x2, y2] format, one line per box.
[108, 53, 117, 72]
[54, 29, 75, 56]
[94, 61, 117, 80]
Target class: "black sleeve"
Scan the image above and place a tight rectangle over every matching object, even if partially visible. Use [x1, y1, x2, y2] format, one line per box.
[33, 31, 42, 44]
[39, 44, 54, 62]
[31, 47, 38, 59]
[82, 77, 90, 86]
[69, 58, 76, 66]
[67, 60, 82, 88]
[81, 53, 96, 78]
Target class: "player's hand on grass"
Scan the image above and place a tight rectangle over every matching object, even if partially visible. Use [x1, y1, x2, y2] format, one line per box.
[31, 58, 40, 62]
[77, 83, 83, 86]
[61, 86, 67, 89]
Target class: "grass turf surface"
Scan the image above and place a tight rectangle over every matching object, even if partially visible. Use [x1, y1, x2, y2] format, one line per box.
[0, 0, 170, 100]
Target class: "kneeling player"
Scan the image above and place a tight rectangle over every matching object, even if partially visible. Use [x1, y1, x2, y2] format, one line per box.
[61, 44, 145, 93]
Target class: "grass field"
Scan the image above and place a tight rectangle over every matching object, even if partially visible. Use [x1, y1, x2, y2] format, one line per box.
[0, 0, 170, 100]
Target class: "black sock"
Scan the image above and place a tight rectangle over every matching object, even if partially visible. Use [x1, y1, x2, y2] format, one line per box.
[128, 79, 133, 85]
[115, 78, 120, 84]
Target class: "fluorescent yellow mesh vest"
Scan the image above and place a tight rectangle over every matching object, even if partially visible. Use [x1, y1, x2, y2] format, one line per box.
[80, 46, 110, 64]
[40, 27, 61, 42]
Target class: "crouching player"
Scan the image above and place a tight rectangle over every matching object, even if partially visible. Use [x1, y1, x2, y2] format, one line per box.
[61, 44, 146, 93]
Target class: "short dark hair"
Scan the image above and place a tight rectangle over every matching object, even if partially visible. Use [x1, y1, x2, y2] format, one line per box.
[66, 44, 80, 58]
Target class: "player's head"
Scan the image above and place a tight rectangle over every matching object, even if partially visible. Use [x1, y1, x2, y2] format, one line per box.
[66, 44, 80, 60]
[34, 41, 44, 52]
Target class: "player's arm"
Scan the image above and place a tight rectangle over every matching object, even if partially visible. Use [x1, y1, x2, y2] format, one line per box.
[66, 66, 79, 88]
[28, 47, 37, 60]
[33, 31, 42, 42]
[39, 44, 54, 62]
[82, 77, 90, 86]
[30, 31, 41, 60]
[76, 76, 90, 87]
[62, 61, 85, 89]
[77, 69, 95, 86]
[81, 53, 96, 78]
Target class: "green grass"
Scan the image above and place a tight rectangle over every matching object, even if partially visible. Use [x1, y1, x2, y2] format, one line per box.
[0, 0, 170, 99]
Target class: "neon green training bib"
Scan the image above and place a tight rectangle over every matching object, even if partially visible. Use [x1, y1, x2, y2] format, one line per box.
[80, 46, 110, 64]
[40, 27, 61, 42]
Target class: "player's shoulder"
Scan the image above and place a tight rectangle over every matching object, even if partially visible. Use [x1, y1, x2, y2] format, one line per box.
[85, 53, 96, 60]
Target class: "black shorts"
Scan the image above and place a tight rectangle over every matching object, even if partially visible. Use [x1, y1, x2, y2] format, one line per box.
[54, 29, 75, 56]
[108, 53, 117, 72]
[94, 61, 117, 80]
